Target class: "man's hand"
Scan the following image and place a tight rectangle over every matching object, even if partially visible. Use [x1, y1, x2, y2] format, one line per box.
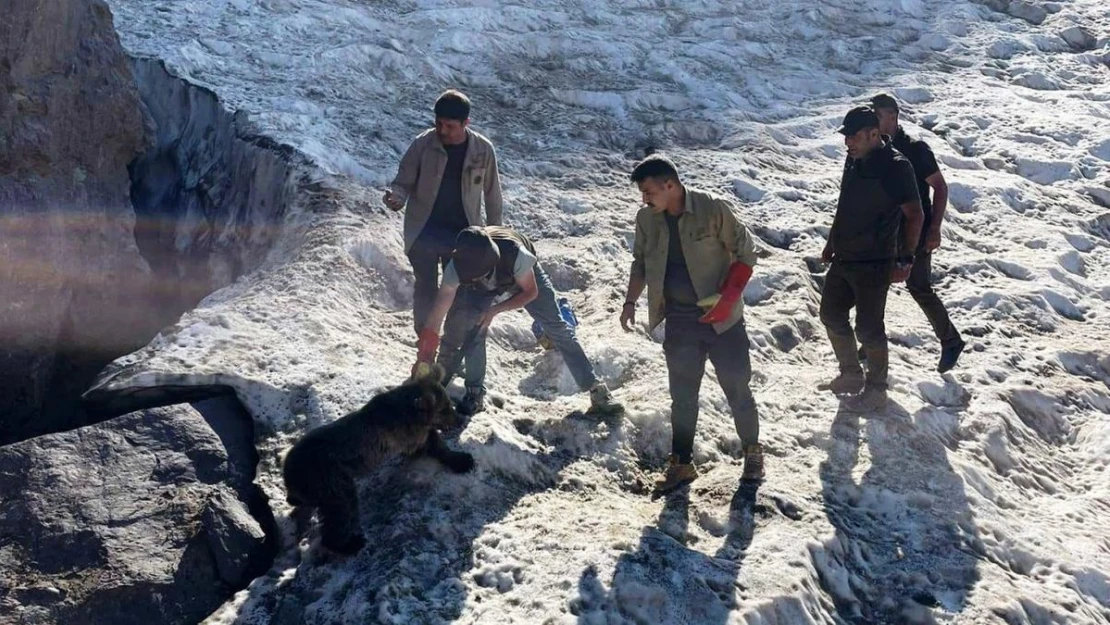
[620, 302, 636, 332]
[821, 241, 834, 264]
[382, 190, 404, 211]
[477, 308, 498, 331]
[412, 328, 440, 378]
[698, 262, 752, 325]
[891, 261, 913, 283]
[925, 228, 941, 252]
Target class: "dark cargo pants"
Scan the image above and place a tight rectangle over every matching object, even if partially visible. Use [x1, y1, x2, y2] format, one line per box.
[906, 250, 962, 348]
[663, 316, 760, 464]
[819, 261, 892, 390]
[408, 228, 456, 334]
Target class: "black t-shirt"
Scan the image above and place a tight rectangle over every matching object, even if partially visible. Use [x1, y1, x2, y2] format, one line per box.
[662, 212, 701, 318]
[891, 127, 940, 226]
[426, 139, 470, 236]
[832, 142, 920, 262]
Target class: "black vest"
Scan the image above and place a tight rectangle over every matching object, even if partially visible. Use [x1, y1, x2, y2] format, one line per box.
[833, 143, 906, 263]
[482, 227, 537, 293]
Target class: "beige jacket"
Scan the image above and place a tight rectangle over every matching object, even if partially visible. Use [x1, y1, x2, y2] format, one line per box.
[389, 127, 503, 252]
[632, 188, 759, 333]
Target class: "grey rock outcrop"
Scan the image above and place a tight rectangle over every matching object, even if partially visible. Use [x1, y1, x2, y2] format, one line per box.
[1, 0, 302, 446]
[1059, 26, 1098, 52]
[0, 398, 276, 625]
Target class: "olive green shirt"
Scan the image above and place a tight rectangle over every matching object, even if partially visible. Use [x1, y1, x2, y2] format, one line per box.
[632, 188, 759, 333]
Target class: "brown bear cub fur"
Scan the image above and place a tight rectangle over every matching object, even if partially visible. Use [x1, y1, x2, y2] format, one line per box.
[282, 367, 474, 554]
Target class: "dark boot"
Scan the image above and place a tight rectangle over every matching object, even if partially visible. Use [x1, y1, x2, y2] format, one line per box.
[861, 344, 889, 391]
[741, 443, 765, 482]
[843, 386, 888, 413]
[457, 386, 486, 416]
[654, 454, 698, 493]
[821, 332, 865, 393]
[937, 338, 966, 374]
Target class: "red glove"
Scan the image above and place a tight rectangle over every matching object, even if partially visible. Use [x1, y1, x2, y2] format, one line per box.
[412, 328, 440, 377]
[698, 262, 753, 324]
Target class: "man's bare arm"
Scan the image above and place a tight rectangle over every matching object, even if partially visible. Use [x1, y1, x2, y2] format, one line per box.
[924, 170, 948, 250]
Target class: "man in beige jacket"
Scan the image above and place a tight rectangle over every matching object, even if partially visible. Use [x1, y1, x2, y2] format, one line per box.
[620, 154, 764, 492]
[384, 90, 504, 334]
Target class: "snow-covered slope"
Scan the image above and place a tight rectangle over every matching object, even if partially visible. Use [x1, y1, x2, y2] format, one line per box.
[99, 0, 1110, 622]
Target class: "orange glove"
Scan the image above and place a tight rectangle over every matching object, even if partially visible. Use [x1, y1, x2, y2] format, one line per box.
[698, 262, 753, 324]
[412, 328, 440, 378]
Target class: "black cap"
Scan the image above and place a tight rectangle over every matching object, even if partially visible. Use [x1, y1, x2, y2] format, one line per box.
[869, 93, 899, 112]
[837, 106, 880, 136]
[452, 227, 500, 283]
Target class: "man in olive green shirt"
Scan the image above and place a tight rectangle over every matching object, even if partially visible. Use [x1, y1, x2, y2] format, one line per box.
[620, 154, 763, 492]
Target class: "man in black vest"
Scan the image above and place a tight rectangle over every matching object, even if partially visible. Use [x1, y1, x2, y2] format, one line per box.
[871, 93, 965, 373]
[412, 226, 619, 415]
[820, 106, 924, 411]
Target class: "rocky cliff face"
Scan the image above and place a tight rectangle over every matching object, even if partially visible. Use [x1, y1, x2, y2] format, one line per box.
[127, 57, 299, 323]
[1, 0, 303, 622]
[1, 1, 300, 446]
[0, 0, 155, 445]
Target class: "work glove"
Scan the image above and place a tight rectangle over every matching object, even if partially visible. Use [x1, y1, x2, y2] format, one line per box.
[697, 262, 753, 325]
[411, 328, 440, 379]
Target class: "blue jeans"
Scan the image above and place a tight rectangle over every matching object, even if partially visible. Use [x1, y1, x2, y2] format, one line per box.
[438, 264, 598, 391]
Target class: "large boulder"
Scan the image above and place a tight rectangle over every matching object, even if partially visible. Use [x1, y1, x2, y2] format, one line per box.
[1006, 1, 1048, 25]
[1059, 26, 1098, 52]
[0, 398, 276, 625]
[0, 0, 156, 444]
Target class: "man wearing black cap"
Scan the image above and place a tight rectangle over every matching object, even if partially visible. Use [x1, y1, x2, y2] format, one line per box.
[413, 226, 619, 415]
[871, 93, 965, 373]
[820, 105, 924, 411]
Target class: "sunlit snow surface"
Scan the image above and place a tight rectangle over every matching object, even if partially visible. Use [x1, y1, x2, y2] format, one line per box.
[99, 0, 1110, 622]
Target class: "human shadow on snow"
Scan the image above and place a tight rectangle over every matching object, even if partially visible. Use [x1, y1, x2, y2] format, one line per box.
[816, 398, 981, 624]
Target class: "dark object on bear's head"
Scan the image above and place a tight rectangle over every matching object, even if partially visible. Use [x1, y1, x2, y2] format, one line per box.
[282, 366, 475, 555]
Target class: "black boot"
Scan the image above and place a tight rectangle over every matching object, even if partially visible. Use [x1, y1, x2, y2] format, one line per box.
[937, 338, 966, 374]
[457, 386, 486, 416]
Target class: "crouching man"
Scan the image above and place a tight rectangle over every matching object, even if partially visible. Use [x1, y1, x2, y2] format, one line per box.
[413, 226, 620, 416]
[620, 154, 764, 492]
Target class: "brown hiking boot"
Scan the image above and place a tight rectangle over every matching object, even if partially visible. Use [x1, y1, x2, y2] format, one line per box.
[741, 443, 765, 482]
[819, 371, 865, 394]
[843, 386, 888, 413]
[588, 382, 623, 414]
[654, 454, 698, 493]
